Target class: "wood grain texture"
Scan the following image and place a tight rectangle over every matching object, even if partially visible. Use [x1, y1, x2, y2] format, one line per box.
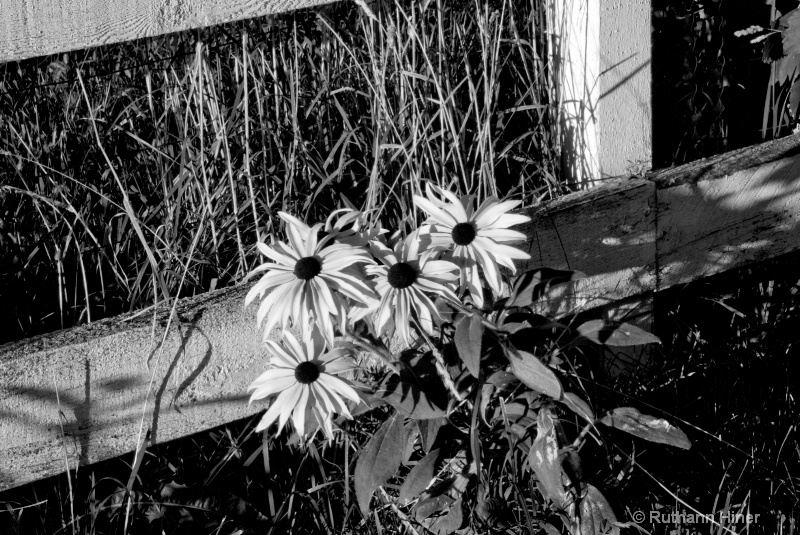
[0, 0, 337, 64]
[597, 0, 651, 177]
[647, 132, 800, 188]
[3, 139, 800, 491]
[656, 154, 800, 288]
[0, 284, 265, 490]
[521, 178, 657, 318]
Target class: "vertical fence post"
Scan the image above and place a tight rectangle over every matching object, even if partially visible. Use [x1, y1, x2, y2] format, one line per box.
[598, 0, 653, 178]
[548, 0, 600, 186]
[549, 0, 652, 183]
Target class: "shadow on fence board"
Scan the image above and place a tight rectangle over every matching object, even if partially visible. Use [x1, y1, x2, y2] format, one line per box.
[1, 134, 800, 491]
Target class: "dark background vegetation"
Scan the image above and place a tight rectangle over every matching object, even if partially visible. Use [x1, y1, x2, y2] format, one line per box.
[652, 0, 797, 167]
[0, 0, 558, 346]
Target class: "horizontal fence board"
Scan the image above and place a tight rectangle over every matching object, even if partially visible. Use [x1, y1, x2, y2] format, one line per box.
[657, 155, 800, 289]
[2, 135, 800, 491]
[0, 285, 265, 489]
[521, 178, 656, 317]
[0, 0, 336, 64]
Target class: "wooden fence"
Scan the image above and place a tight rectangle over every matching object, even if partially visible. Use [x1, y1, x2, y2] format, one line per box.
[0, 0, 335, 64]
[3, 133, 800, 491]
[1, 0, 798, 492]
[1, 0, 651, 180]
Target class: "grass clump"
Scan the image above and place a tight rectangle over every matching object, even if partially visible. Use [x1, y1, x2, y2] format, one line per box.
[0, 0, 562, 345]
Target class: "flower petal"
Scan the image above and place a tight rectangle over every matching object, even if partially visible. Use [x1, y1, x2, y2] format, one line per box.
[318, 374, 362, 404]
[477, 227, 528, 243]
[414, 195, 458, 227]
[277, 384, 303, 433]
[257, 242, 298, 265]
[249, 369, 296, 399]
[245, 271, 296, 306]
[292, 386, 310, 435]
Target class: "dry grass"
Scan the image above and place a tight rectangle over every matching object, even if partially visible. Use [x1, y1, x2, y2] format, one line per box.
[0, 0, 566, 346]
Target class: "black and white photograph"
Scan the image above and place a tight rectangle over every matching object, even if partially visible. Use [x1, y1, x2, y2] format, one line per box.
[0, 0, 798, 533]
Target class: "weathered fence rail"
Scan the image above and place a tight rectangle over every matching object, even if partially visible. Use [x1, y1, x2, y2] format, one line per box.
[0, 0, 336, 64]
[2, 134, 800, 491]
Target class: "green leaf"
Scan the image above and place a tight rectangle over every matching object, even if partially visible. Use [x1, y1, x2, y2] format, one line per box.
[578, 485, 620, 535]
[402, 424, 420, 465]
[354, 412, 407, 514]
[782, 8, 800, 58]
[414, 492, 455, 522]
[433, 295, 462, 326]
[576, 319, 661, 346]
[486, 370, 519, 389]
[424, 498, 464, 535]
[528, 407, 568, 509]
[506, 347, 563, 400]
[600, 407, 691, 450]
[507, 267, 585, 308]
[417, 417, 446, 453]
[562, 392, 594, 423]
[561, 448, 584, 490]
[375, 352, 448, 419]
[413, 469, 471, 523]
[455, 313, 484, 378]
[495, 399, 539, 439]
[397, 448, 441, 505]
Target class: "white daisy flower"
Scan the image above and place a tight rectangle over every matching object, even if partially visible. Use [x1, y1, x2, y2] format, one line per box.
[413, 184, 531, 307]
[249, 327, 361, 439]
[319, 209, 388, 324]
[244, 212, 377, 343]
[366, 230, 460, 346]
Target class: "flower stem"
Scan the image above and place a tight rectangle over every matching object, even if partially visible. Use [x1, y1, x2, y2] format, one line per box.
[342, 326, 398, 373]
[411, 315, 463, 403]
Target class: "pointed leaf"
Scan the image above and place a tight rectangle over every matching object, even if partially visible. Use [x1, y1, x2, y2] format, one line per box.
[376, 353, 448, 419]
[777, 55, 800, 86]
[433, 296, 462, 326]
[528, 407, 568, 509]
[413, 469, 471, 522]
[561, 448, 584, 490]
[600, 407, 691, 450]
[402, 424, 420, 465]
[506, 347, 563, 399]
[487, 370, 519, 389]
[455, 313, 484, 378]
[781, 8, 800, 58]
[413, 483, 456, 521]
[417, 417, 446, 453]
[496, 400, 539, 439]
[398, 449, 441, 505]
[375, 374, 447, 419]
[579, 485, 620, 535]
[507, 268, 585, 308]
[576, 319, 661, 347]
[425, 498, 464, 535]
[355, 412, 407, 514]
[562, 392, 594, 423]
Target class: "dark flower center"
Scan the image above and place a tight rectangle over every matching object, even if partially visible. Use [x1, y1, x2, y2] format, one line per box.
[295, 361, 320, 384]
[387, 262, 417, 289]
[294, 256, 322, 280]
[451, 222, 476, 246]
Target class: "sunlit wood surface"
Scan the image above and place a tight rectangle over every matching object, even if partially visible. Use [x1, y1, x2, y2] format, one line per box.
[0, 0, 336, 64]
[2, 134, 800, 491]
